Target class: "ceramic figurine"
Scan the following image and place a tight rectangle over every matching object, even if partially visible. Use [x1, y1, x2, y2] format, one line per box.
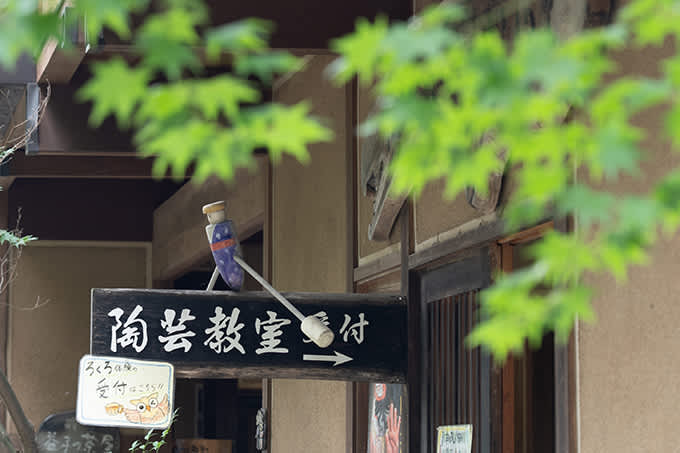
[202, 201, 244, 291]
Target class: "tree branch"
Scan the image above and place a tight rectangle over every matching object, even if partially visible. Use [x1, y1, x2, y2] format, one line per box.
[0, 84, 50, 163]
[0, 369, 36, 453]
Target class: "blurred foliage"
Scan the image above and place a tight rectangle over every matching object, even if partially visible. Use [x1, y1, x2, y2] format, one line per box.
[1, 0, 680, 360]
[332, 0, 680, 360]
[0, 0, 331, 181]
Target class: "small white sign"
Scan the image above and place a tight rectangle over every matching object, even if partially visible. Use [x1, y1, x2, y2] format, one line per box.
[76, 355, 174, 429]
[436, 425, 472, 453]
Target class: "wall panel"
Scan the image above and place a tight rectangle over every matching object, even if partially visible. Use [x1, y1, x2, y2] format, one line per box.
[7, 244, 148, 433]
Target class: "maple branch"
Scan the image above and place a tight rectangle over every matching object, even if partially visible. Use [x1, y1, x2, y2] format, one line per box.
[0, 368, 36, 453]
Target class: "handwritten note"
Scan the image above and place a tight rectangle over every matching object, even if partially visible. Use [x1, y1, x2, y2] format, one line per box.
[436, 425, 472, 453]
[76, 355, 174, 429]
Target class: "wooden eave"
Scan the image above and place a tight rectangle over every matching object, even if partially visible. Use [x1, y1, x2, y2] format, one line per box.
[0, 150, 191, 180]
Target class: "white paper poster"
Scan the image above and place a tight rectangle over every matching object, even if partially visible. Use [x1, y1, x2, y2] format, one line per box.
[436, 425, 472, 453]
[76, 355, 174, 429]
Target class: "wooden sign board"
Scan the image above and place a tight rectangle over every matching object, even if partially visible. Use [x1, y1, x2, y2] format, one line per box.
[90, 289, 407, 382]
[37, 411, 119, 453]
[76, 355, 175, 430]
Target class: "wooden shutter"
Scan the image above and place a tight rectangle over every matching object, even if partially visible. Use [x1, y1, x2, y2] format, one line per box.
[418, 251, 494, 453]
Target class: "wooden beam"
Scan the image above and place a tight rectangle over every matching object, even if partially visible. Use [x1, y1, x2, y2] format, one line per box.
[353, 248, 401, 282]
[96, 0, 411, 52]
[36, 38, 86, 83]
[497, 221, 554, 245]
[1, 150, 183, 179]
[39, 79, 136, 154]
[152, 155, 267, 281]
[9, 178, 182, 241]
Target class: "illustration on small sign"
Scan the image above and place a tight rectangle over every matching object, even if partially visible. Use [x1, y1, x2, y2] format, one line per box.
[77, 355, 174, 430]
[367, 383, 406, 453]
[104, 392, 169, 424]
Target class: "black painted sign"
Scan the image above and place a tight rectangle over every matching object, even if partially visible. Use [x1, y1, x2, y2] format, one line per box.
[37, 411, 119, 453]
[91, 289, 408, 382]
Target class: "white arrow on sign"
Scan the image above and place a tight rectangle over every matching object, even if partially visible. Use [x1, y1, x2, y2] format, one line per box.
[303, 351, 353, 366]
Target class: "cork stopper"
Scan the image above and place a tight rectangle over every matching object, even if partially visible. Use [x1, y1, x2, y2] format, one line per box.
[202, 201, 226, 224]
[202, 201, 225, 214]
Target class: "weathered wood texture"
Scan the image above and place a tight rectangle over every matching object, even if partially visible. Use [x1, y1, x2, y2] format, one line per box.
[361, 129, 406, 241]
[91, 289, 408, 382]
[152, 156, 266, 281]
[357, 84, 401, 260]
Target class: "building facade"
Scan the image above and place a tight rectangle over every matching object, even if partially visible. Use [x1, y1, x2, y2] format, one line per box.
[0, 0, 674, 452]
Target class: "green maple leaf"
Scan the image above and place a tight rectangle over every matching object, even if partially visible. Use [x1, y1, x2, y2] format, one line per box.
[234, 52, 301, 83]
[205, 18, 272, 60]
[73, 0, 149, 39]
[330, 16, 389, 83]
[136, 9, 203, 79]
[557, 185, 616, 228]
[191, 76, 260, 119]
[0, 10, 60, 67]
[243, 102, 333, 162]
[78, 58, 150, 127]
[589, 122, 643, 180]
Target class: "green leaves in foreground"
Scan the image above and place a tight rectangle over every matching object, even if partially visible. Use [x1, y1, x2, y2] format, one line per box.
[129, 409, 178, 453]
[77, 5, 331, 181]
[333, 1, 680, 360]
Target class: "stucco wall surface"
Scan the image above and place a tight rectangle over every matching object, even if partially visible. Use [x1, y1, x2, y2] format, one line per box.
[7, 244, 148, 432]
[270, 54, 350, 453]
[579, 40, 680, 453]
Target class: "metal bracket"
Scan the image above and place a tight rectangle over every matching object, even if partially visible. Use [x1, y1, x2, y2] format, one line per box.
[25, 82, 40, 155]
[255, 407, 267, 451]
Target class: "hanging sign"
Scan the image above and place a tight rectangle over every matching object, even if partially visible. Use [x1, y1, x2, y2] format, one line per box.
[90, 289, 407, 382]
[436, 425, 473, 453]
[76, 355, 174, 430]
[37, 411, 119, 453]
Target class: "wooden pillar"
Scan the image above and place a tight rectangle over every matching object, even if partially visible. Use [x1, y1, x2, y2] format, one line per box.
[269, 54, 351, 453]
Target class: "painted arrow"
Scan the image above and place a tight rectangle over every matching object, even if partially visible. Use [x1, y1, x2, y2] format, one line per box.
[303, 351, 353, 366]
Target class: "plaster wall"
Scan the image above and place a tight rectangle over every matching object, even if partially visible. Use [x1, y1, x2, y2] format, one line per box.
[578, 40, 680, 452]
[6, 244, 148, 433]
[414, 179, 483, 247]
[270, 55, 350, 453]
